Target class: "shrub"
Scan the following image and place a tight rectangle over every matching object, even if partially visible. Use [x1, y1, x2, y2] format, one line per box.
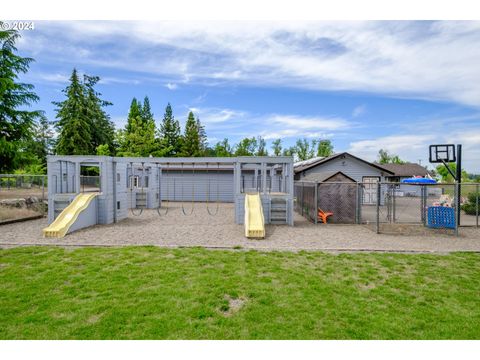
[461, 192, 480, 215]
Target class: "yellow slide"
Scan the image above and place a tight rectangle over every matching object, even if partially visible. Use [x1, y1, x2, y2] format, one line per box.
[244, 193, 265, 238]
[43, 193, 98, 238]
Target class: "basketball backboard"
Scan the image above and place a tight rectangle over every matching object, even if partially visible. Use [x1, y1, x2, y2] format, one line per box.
[429, 144, 456, 163]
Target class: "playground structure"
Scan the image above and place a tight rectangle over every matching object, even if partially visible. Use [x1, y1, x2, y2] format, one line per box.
[43, 155, 294, 238]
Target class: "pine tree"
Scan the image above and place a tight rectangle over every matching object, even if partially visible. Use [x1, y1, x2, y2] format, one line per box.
[54, 69, 92, 155]
[181, 111, 202, 157]
[125, 98, 142, 133]
[141, 96, 154, 124]
[83, 75, 115, 154]
[158, 103, 181, 156]
[0, 24, 42, 172]
[26, 114, 54, 167]
[117, 97, 158, 157]
[196, 116, 208, 155]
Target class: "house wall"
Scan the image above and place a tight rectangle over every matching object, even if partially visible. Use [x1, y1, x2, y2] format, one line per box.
[297, 155, 387, 182]
[296, 155, 389, 205]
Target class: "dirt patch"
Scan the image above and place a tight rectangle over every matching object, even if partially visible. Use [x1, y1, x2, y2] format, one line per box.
[220, 295, 246, 317]
[86, 314, 103, 324]
[371, 223, 456, 236]
[0, 207, 41, 222]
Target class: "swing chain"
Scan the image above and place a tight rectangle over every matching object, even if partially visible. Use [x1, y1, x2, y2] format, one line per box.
[181, 162, 195, 215]
[156, 162, 168, 216]
[206, 162, 220, 216]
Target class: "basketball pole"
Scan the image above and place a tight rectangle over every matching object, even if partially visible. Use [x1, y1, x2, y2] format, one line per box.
[456, 144, 462, 227]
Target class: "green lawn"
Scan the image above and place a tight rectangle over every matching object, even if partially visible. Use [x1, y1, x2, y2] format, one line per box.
[1, 246, 480, 339]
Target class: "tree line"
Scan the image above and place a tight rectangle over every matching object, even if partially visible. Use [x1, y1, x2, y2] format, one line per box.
[5, 24, 477, 182]
[1, 24, 335, 174]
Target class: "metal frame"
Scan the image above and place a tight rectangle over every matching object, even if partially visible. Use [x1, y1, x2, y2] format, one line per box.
[46, 155, 295, 228]
[429, 144, 456, 163]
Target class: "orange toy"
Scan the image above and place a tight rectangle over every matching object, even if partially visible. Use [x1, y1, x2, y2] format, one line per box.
[317, 208, 333, 224]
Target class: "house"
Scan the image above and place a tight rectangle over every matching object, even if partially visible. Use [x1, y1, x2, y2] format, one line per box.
[376, 163, 432, 182]
[376, 162, 439, 197]
[294, 152, 394, 204]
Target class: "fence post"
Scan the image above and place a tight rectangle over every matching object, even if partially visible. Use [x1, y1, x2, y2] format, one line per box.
[355, 183, 359, 224]
[314, 182, 318, 225]
[454, 182, 459, 237]
[42, 175, 45, 215]
[386, 186, 391, 222]
[476, 184, 479, 228]
[421, 185, 426, 226]
[376, 182, 380, 234]
[392, 185, 396, 223]
[301, 182, 304, 216]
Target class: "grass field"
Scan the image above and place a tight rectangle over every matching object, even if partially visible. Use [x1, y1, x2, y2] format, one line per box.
[1, 246, 480, 339]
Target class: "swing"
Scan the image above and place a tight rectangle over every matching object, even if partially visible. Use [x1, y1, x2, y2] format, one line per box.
[206, 162, 220, 216]
[156, 162, 169, 216]
[129, 162, 144, 217]
[181, 162, 195, 215]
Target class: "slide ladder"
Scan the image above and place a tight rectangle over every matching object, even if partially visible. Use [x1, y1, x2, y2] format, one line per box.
[43, 193, 98, 238]
[244, 193, 265, 238]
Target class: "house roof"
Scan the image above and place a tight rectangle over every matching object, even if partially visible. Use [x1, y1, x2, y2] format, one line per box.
[302, 171, 356, 183]
[376, 163, 431, 177]
[294, 152, 395, 175]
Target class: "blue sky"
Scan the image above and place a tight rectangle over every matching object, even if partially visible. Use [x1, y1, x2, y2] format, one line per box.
[16, 21, 480, 172]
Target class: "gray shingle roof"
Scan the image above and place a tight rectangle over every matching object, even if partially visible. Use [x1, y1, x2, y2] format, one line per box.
[377, 163, 431, 177]
[293, 152, 394, 174]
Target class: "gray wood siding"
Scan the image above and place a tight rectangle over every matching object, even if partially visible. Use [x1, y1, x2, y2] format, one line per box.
[161, 170, 234, 202]
[297, 156, 389, 205]
[299, 156, 387, 182]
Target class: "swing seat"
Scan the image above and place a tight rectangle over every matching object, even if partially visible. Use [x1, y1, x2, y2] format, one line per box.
[317, 208, 333, 224]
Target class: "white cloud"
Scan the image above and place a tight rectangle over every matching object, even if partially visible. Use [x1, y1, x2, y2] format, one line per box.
[99, 77, 141, 85]
[352, 105, 366, 118]
[270, 114, 351, 131]
[348, 132, 480, 172]
[348, 134, 435, 169]
[20, 20, 480, 107]
[165, 83, 178, 90]
[24, 72, 70, 84]
[189, 107, 246, 123]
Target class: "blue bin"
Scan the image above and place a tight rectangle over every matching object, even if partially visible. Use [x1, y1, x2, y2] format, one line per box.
[427, 206, 456, 229]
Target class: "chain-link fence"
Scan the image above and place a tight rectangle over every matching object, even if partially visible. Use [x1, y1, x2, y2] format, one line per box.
[294, 181, 318, 223]
[0, 174, 48, 222]
[80, 175, 101, 193]
[294, 180, 479, 235]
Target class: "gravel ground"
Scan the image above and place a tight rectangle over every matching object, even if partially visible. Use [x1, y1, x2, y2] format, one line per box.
[0, 203, 479, 252]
